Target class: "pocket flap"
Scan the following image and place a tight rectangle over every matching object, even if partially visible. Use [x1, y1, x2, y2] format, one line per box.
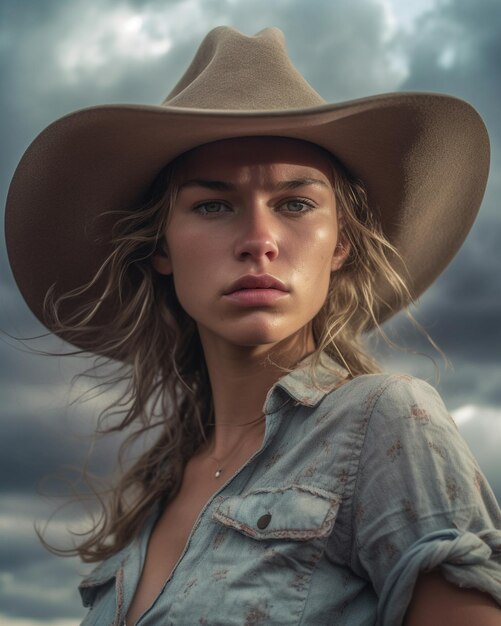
[212, 484, 340, 540]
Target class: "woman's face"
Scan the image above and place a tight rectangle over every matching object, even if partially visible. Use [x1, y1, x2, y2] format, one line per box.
[153, 136, 349, 352]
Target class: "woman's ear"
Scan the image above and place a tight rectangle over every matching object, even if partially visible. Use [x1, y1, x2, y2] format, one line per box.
[331, 225, 351, 272]
[152, 242, 172, 275]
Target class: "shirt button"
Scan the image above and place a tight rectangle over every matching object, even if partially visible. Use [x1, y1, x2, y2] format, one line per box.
[257, 513, 272, 529]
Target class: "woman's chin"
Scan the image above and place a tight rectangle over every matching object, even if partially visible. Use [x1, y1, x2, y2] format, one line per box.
[217, 322, 310, 350]
[224, 331, 287, 348]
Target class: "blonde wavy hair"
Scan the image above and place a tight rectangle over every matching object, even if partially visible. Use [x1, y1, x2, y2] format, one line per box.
[39, 138, 414, 562]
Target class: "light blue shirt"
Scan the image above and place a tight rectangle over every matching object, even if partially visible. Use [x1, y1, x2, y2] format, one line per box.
[78, 354, 501, 625]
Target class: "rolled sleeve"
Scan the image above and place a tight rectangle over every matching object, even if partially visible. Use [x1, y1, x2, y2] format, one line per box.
[378, 528, 501, 625]
[350, 375, 501, 626]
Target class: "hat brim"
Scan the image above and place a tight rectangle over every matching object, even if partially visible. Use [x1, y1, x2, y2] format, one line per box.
[5, 91, 489, 353]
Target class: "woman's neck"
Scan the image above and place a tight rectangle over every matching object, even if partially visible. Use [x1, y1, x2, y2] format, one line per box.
[197, 325, 315, 458]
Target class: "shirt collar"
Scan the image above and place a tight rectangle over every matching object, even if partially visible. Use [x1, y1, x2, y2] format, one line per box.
[78, 502, 162, 590]
[264, 351, 349, 412]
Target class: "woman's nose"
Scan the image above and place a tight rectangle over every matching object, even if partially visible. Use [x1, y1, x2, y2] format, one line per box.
[233, 205, 279, 262]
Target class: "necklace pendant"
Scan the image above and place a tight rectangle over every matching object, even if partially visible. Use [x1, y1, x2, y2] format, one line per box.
[215, 469, 222, 478]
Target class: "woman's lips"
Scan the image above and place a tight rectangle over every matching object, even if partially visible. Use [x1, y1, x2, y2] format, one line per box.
[224, 273, 288, 294]
[223, 288, 289, 306]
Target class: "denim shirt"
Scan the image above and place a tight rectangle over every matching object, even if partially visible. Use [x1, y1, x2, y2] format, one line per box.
[78, 354, 501, 625]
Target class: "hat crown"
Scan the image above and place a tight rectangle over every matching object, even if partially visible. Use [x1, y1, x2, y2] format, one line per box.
[163, 26, 325, 111]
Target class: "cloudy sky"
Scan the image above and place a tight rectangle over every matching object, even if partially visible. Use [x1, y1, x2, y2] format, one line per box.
[1, 0, 500, 624]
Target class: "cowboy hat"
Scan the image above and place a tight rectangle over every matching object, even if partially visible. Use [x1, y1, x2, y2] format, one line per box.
[4, 26, 490, 353]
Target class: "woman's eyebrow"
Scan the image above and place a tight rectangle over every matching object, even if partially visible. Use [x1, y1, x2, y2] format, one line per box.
[276, 177, 329, 190]
[179, 179, 234, 191]
[179, 177, 329, 192]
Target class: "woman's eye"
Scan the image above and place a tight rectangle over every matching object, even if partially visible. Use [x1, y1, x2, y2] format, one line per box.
[283, 199, 315, 213]
[194, 202, 230, 215]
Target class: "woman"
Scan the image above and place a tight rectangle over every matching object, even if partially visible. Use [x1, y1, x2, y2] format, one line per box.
[5, 26, 501, 626]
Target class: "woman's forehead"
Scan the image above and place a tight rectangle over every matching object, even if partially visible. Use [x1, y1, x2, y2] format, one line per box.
[174, 136, 335, 183]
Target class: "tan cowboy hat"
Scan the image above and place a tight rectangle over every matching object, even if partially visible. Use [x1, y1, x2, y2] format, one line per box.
[5, 25, 490, 353]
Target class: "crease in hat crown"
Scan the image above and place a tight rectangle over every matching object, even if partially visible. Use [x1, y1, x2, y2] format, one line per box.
[163, 26, 326, 111]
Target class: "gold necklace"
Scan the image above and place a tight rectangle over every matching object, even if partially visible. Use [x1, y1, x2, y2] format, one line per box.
[205, 412, 266, 478]
[207, 437, 251, 478]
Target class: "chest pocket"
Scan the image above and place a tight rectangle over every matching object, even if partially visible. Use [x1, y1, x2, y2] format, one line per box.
[212, 483, 340, 540]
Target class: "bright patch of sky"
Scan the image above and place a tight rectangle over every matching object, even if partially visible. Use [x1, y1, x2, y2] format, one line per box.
[57, 6, 170, 79]
[374, 0, 442, 83]
[55, 0, 206, 84]
[452, 404, 501, 426]
[385, 0, 439, 31]
[438, 45, 456, 69]
[0, 577, 75, 615]
[378, 0, 399, 42]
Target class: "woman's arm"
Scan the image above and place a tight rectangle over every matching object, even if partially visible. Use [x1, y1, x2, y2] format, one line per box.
[349, 375, 501, 624]
[404, 570, 501, 625]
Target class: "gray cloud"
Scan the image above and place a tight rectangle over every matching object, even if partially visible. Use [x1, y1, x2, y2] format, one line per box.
[0, 405, 91, 494]
[0, 558, 85, 622]
[454, 406, 501, 505]
[400, 0, 501, 109]
[374, 0, 501, 411]
[0, 512, 88, 621]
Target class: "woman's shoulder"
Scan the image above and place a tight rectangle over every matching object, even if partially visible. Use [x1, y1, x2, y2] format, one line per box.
[327, 370, 453, 428]
[341, 369, 438, 395]
[334, 372, 480, 499]
[317, 371, 467, 469]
